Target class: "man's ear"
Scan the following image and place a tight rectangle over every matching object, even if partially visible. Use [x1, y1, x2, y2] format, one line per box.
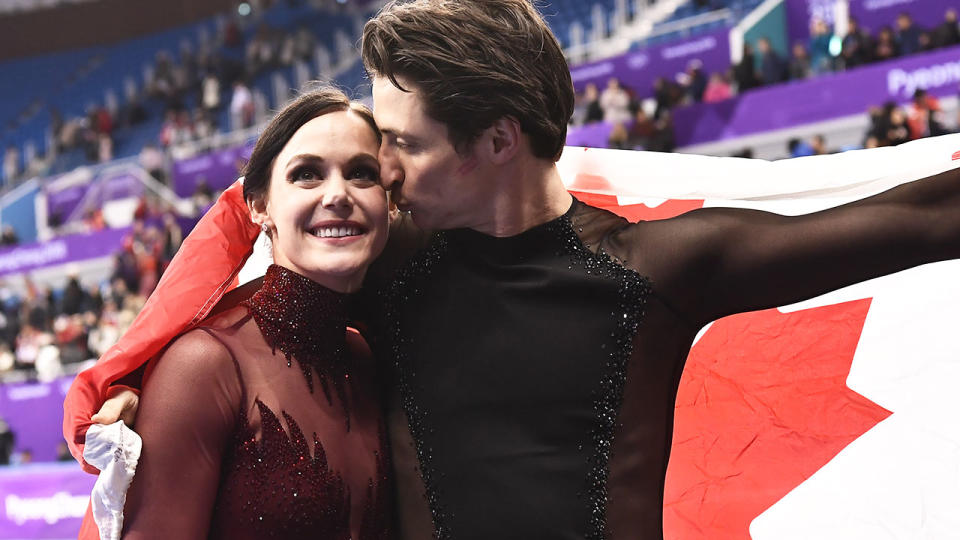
[486, 116, 522, 165]
[247, 194, 272, 233]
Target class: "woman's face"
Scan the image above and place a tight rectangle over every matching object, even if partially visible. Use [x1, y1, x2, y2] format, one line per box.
[252, 110, 388, 292]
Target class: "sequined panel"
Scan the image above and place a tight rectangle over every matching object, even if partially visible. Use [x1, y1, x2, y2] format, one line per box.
[243, 265, 354, 423]
[212, 400, 352, 539]
[382, 233, 453, 539]
[560, 216, 650, 540]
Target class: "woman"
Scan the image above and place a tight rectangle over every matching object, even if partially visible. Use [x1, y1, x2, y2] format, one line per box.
[120, 87, 393, 539]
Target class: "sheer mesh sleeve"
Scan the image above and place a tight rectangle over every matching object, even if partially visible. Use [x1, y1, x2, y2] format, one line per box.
[604, 166, 960, 326]
[121, 329, 243, 540]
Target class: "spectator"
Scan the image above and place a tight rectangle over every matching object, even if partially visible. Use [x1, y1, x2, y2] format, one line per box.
[607, 123, 631, 150]
[788, 42, 812, 80]
[628, 108, 656, 148]
[229, 79, 255, 130]
[139, 143, 167, 185]
[159, 110, 191, 147]
[0, 417, 13, 465]
[97, 133, 114, 163]
[582, 83, 604, 124]
[895, 13, 922, 56]
[757, 37, 787, 86]
[60, 276, 86, 316]
[684, 60, 707, 103]
[599, 78, 632, 125]
[201, 71, 221, 114]
[810, 134, 828, 155]
[56, 441, 73, 462]
[652, 77, 683, 119]
[193, 109, 216, 141]
[647, 110, 676, 153]
[3, 145, 20, 184]
[808, 18, 833, 74]
[932, 9, 960, 48]
[886, 106, 910, 145]
[841, 17, 874, 69]
[83, 209, 106, 232]
[733, 43, 760, 92]
[788, 137, 814, 158]
[0, 226, 18, 246]
[702, 71, 733, 103]
[874, 26, 900, 62]
[907, 89, 949, 140]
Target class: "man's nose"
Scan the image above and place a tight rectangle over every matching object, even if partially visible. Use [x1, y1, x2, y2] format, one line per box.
[379, 148, 404, 191]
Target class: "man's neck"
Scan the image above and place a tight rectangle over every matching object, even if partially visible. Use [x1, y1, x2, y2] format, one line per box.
[472, 161, 573, 238]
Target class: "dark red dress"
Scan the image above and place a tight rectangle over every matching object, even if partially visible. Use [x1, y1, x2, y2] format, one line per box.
[122, 265, 392, 539]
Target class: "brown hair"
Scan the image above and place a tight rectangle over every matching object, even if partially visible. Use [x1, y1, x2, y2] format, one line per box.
[242, 86, 381, 202]
[362, 0, 574, 161]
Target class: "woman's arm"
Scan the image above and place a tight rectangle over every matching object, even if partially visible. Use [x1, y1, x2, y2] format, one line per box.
[63, 179, 259, 473]
[121, 330, 242, 539]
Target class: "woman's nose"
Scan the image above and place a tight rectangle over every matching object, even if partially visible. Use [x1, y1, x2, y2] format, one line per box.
[321, 177, 351, 209]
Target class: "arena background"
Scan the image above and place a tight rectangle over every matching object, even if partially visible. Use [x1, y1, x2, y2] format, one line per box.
[0, 0, 958, 538]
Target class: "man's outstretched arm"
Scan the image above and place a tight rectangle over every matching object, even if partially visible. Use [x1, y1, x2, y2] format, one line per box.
[628, 164, 960, 327]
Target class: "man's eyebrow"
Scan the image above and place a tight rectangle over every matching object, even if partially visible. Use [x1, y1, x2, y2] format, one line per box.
[380, 128, 416, 141]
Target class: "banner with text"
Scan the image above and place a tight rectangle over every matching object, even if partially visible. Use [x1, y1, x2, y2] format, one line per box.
[0, 463, 94, 539]
[569, 28, 732, 97]
[671, 44, 960, 146]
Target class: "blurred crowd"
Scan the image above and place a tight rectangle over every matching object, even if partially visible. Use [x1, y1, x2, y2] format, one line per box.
[571, 8, 960, 154]
[0, 211, 183, 382]
[1, 0, 330, 188]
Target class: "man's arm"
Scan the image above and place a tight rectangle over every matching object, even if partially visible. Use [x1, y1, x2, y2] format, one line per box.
[624, 166, 960, 327]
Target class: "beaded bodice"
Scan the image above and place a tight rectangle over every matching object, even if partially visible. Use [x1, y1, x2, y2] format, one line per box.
[201, 265, 392, 539]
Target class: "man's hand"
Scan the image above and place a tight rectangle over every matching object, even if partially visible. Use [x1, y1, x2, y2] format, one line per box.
[90, 385, 140, 427]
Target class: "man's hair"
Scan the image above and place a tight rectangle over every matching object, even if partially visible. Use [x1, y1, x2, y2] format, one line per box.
[362, 0, 574, 162]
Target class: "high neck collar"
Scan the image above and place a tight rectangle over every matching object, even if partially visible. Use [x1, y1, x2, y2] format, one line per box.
[243, 265, 351, 405]
[442, 197, 580, 261]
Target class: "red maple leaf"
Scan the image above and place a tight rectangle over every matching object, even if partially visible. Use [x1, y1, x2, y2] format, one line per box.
[662, 302, 891, 539]
[583, 193, 891, 538]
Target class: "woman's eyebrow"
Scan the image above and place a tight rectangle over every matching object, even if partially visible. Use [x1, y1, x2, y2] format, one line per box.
[347, 153, 380, 166]
[285, 154, 325, 168]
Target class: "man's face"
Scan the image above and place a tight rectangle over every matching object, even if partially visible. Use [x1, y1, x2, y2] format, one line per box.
[372, 75, 491, 231]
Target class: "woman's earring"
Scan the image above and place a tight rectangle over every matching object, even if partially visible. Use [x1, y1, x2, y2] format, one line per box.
[260, 223, 269, 234]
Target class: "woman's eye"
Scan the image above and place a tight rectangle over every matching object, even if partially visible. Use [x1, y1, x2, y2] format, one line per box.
[292, 167, 320, 182]
[349, 166, 380, 183]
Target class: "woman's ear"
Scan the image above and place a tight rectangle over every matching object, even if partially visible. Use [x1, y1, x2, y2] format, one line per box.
[247, 194, 272, 233]
[387, 189, 400, 225]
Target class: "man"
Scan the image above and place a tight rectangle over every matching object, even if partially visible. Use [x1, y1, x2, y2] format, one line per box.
[894, 12, 922, 56]
[839, 16, 873, 69]
[70, 1, 960, 538]
[756, 37, 787, 86]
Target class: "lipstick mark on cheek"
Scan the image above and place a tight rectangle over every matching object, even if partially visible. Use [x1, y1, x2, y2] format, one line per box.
[456, 157, 478, 175]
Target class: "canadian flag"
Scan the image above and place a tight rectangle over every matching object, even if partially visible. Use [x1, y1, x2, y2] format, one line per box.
[66, 135, 960, 540]
[558, 135, 960, 539]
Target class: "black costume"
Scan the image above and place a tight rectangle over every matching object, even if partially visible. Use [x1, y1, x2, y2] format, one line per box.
[360, 198, 701, 539]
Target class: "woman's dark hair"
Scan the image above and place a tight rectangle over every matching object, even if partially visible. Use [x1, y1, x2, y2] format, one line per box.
[241, 86, 380, 202]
